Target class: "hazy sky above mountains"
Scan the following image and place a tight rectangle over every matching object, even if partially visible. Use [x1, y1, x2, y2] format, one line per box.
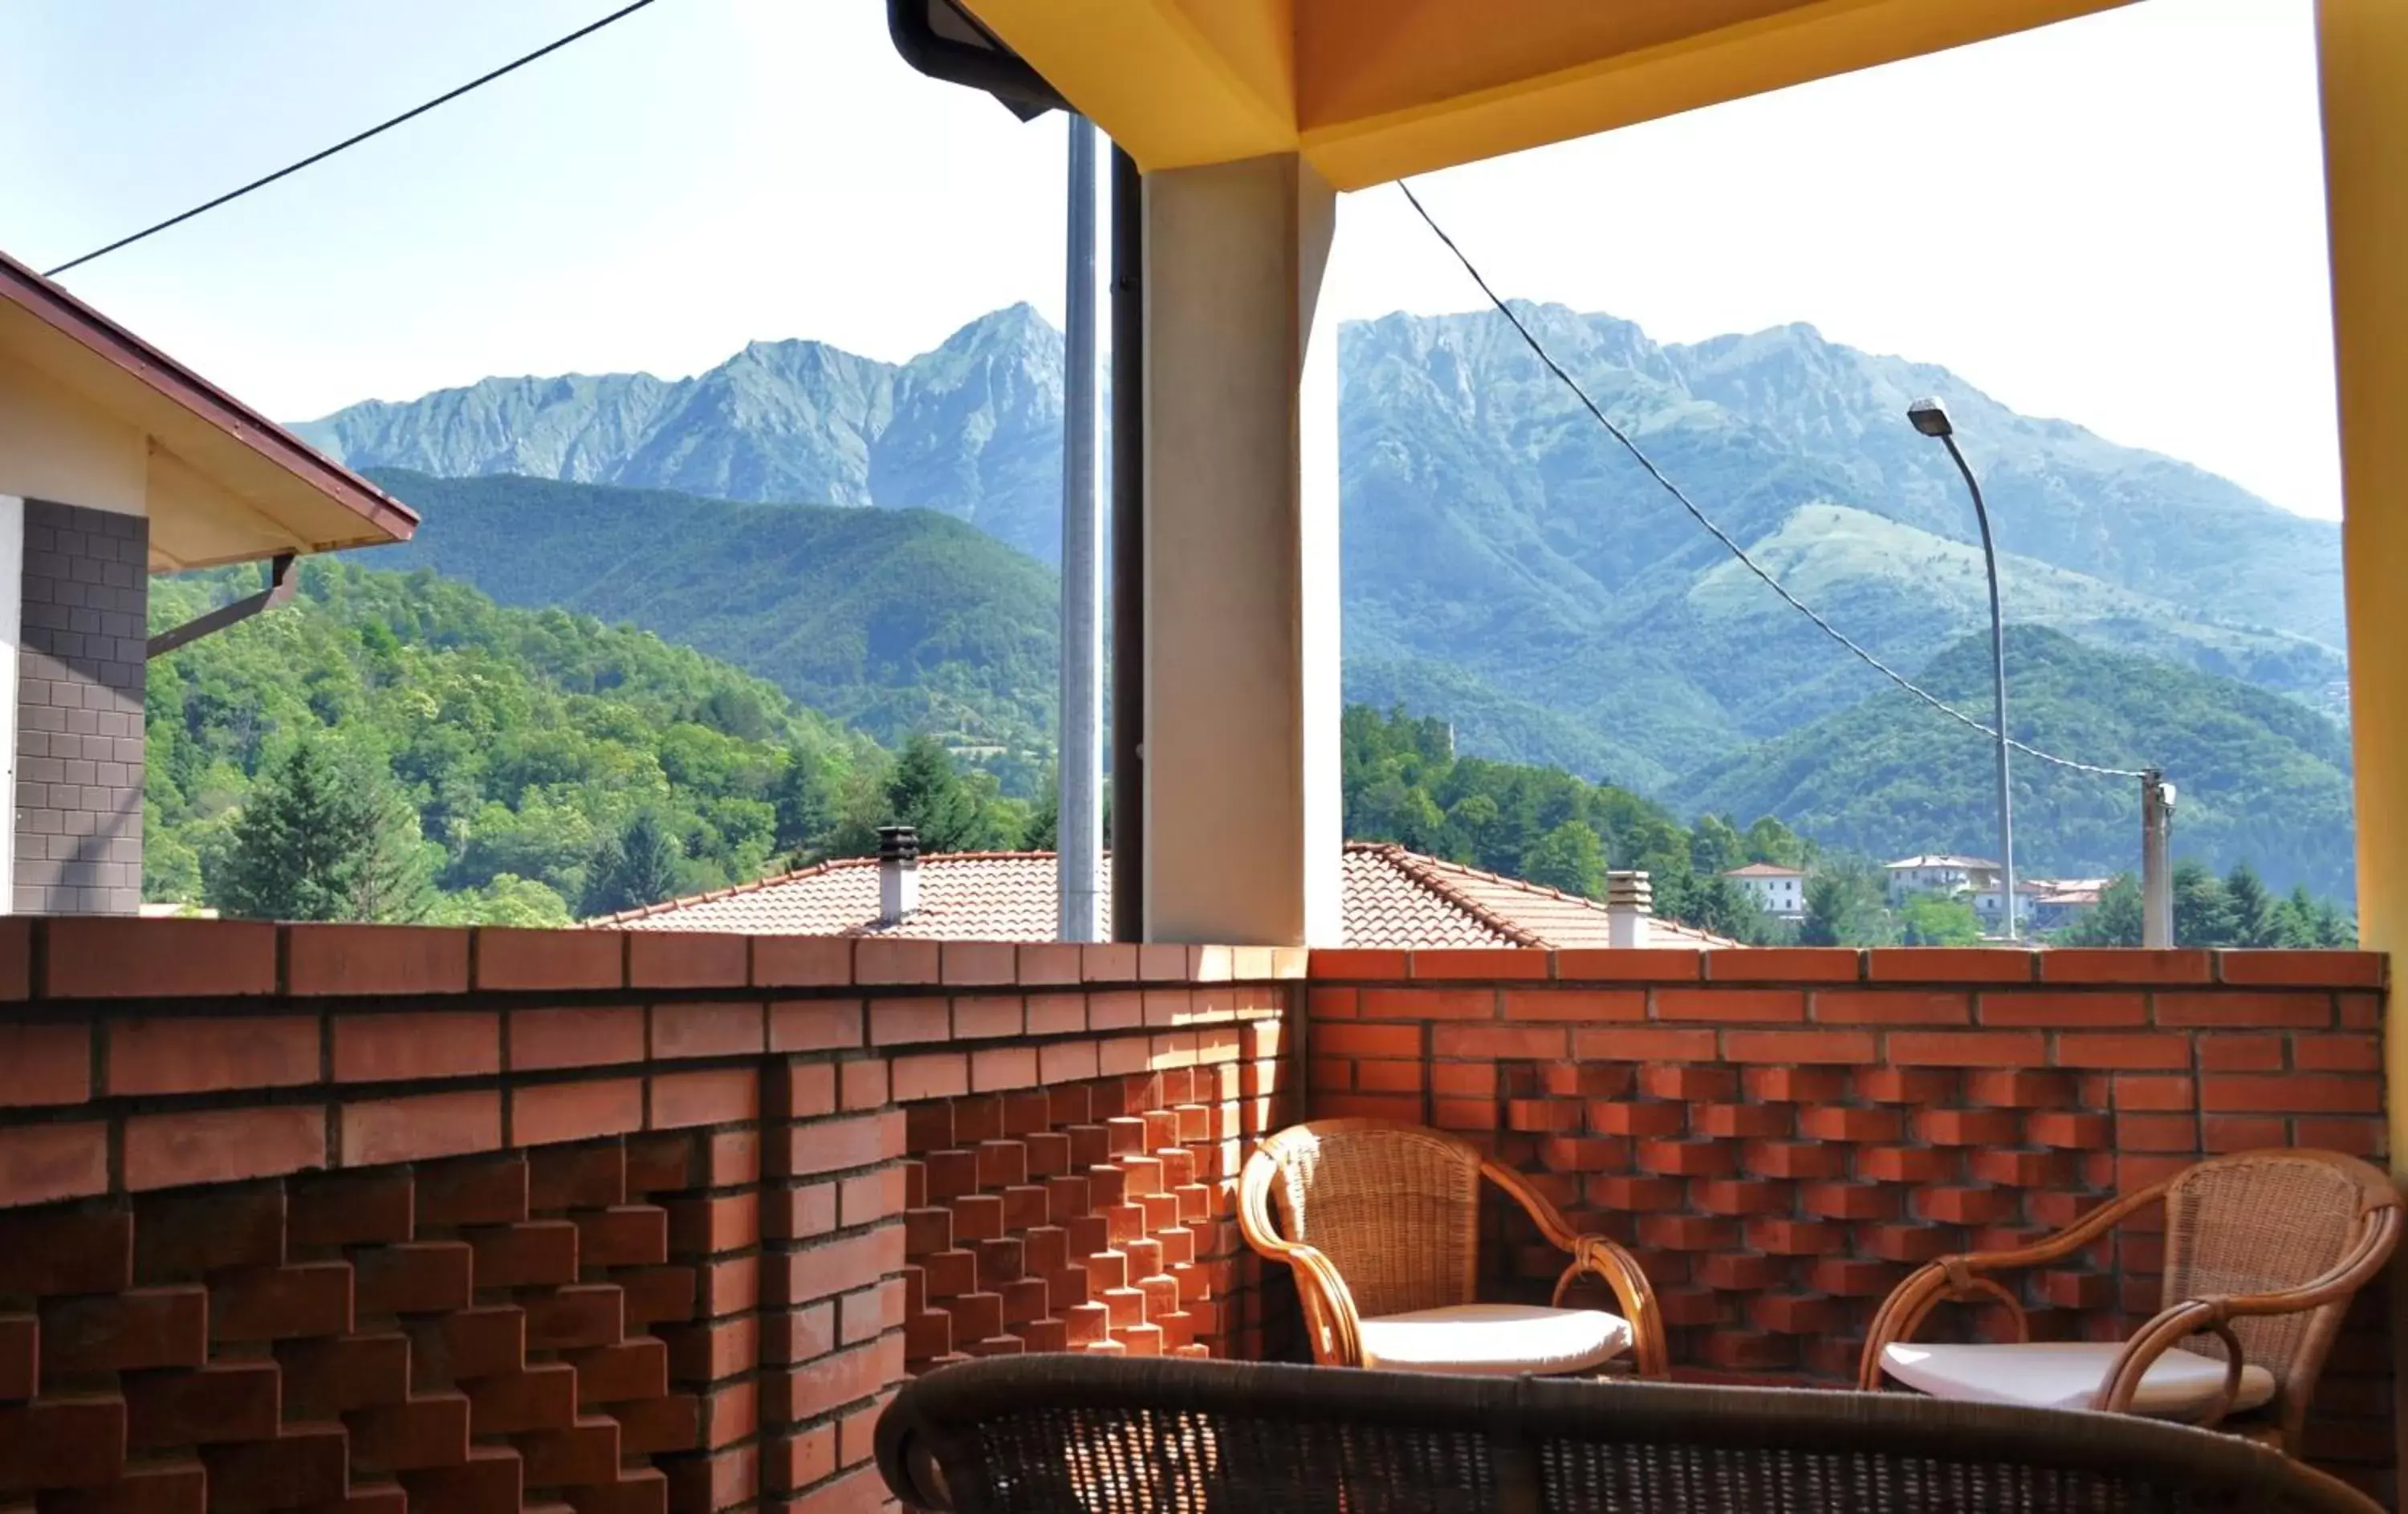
[2, 0, 2342, 519]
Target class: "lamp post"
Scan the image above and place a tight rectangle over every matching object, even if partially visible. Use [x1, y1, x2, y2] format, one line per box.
[1908, 397, 2015, 942]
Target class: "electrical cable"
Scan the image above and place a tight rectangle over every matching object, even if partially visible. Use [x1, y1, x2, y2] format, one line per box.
[43, 0, 667, 279]
[1397, 179, 2147, 781]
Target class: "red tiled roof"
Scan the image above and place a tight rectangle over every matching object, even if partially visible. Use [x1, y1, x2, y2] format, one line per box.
[594, 841, 1735, 949]
[1722, 862, 1804, 878]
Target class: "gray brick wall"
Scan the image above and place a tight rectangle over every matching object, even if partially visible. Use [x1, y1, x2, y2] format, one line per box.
[17, 501, 146, 915]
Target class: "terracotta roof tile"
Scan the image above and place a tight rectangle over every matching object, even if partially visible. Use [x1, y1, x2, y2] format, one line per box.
[595, 842, 1735, 949]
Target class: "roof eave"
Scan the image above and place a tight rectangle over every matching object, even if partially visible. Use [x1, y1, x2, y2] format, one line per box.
[1, 250, 420, 549]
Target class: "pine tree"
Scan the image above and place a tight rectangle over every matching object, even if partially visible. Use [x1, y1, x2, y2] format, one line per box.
[2222, 863, 2282, 948]
[1023, 766, 1061, 853]
[2273, 884, 2321, 949]
[886, 735, 995, 853]
[2311, 898, 2357, 948]
[214, 737, 433, 923]
[583, 811, 687, 918]
[2172, 861, 2235, 946]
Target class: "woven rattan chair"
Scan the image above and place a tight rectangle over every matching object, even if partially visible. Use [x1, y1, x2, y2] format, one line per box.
[1236, 1118, 1667, 1378]
[1860, 1148, 2401, 1456]
[876, 1353, 2383, 1513]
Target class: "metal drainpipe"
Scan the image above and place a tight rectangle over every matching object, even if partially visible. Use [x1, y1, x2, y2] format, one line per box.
[1108, 144, 1145, 944]
[1058, 116, 1104, 942]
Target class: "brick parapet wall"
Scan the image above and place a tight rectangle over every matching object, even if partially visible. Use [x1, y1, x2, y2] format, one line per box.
[1305, 943, 2394, 1501]
[0, 918, 1301, 1514]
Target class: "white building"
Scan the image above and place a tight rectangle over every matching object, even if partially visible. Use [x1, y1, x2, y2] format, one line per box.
[1723, 861, 1807, 919]
[1885, 854, 2001, 901]
[2028, 879, 2111, 932]
[1971, 878, 2048, 928]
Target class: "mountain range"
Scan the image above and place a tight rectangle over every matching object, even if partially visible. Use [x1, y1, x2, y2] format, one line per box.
[305, 304, 2354, 889]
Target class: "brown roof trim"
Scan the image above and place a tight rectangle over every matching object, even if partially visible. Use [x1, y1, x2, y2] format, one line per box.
[1, 249, 419, 546]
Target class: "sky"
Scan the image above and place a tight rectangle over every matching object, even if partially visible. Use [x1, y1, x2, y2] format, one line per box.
[0, 0, 2345, 519]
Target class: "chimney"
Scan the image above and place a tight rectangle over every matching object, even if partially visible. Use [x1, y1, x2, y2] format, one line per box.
[877, 825, 920, 927]
[1605, 870, 1653, 950]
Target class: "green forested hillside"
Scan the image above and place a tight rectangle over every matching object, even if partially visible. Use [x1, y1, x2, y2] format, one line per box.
[1344, 706, 1796, 942]
[145, 560, 902, 922]
[1676, 626, 2357, 897]
[146, 562, 2353, 938]
[356, 469, 1060, 783]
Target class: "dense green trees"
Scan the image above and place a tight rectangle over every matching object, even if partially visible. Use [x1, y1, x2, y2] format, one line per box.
[1800, 859, 1893, 948]
[1343, 707, 1790, 940]
[1898, 893, 1983, 946]
[2058, 865, 2354, 947]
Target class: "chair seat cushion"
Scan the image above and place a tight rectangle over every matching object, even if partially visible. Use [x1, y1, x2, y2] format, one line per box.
[1880, 1341, 2277, 1418]
[1357, 1303, 1632, 1377]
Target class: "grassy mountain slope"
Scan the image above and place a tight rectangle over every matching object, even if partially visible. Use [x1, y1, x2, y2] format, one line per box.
[1675, 626, 2356, 896]
[356, 469, 1060, 765]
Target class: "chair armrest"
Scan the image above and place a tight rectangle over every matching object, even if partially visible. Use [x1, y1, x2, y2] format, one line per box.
[1555, 1235, 1670, 1378]
[1238, 1143, 1367, 1366]
[2097, 1301, 2251, 1428]
[1480, 1158, 1669, 1378]
[1282, 1240, 1368, 1367]
[1857, 1184, 2168, 1390]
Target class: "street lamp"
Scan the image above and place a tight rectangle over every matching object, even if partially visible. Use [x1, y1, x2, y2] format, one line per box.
[1908, 397, 2016, 942]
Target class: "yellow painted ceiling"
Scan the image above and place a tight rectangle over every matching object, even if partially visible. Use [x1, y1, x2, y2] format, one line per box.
[963, 0, 2134, 189]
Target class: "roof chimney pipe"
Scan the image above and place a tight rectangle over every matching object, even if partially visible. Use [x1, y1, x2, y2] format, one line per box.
[878, 825, 921, 927]
[1605, 870, 1653, 950]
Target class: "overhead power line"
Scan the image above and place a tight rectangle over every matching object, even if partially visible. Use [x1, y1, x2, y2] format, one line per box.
[43, 0, 667, 279]
[1396, 180, 2146, 782]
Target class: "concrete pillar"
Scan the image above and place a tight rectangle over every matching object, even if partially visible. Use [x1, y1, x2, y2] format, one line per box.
[2317, 0, 2408, 1471]
[2321, 0, 2408, 1102]
[1141, 153, 1342, 945]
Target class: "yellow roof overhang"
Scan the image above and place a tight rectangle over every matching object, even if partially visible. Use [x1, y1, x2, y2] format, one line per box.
[0, 252, 417, 573]
[961, 0, 2137, 189]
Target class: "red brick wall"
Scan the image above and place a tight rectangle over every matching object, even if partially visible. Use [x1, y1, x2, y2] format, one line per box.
[1307, 944, 2394, 1500]
[0, 919, 1299, 1514]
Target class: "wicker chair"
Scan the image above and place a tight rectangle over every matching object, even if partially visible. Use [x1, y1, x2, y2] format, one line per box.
[1237, 1118, 1668, 1378]
[1859, 1148, 2401, 1455]
[875, 1353, 2384, 1513]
